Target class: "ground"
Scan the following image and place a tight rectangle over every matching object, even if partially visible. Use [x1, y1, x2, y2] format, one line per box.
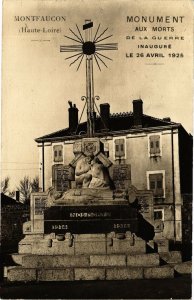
[0, 276, 191, 299]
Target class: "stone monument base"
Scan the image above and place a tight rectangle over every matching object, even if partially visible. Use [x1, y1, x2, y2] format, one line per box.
[3, 191, 183, 281]
[4, 233, 182, 281]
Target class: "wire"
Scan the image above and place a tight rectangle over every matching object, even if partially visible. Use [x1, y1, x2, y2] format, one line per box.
[75, 101, 87, 134]
[2, 168, 41, 171]
[1, 161, 39, 164]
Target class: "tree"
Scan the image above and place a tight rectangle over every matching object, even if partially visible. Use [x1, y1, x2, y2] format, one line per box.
[1, 176, 10, 194]
[17, 176, 39, 203]
[1, 177, 16, 198]
[31, 176, 39, 193]
[8, 190, 15, 197]
[17, 176, 32, 203]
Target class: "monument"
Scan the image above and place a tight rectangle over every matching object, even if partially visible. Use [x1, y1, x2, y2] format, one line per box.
[4, 20, 182, 282]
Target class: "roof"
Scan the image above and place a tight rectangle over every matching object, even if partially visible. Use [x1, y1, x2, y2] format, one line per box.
[1, 193, 23, 206]
[35, 112, 179, 143]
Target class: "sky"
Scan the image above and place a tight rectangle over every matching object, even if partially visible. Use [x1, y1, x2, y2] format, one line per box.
[2, 0, 193, 191]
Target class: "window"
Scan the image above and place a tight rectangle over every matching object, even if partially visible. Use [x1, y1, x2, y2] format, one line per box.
[149, 135, 161, 156]
[114, 138, 125, 158]
[149, 173, 164, 197]
[154, 209, 164, 232]
[154, 209, 164, 221]
[53, 145, 63, 162]
[103, 141, 109, 157]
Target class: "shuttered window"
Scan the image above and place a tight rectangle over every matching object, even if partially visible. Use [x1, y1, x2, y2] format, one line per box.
[115, 139, 125, 158]
[149, 135, 161, 156]
[149, 173, 164, 197]
[53, 145, 63, 162]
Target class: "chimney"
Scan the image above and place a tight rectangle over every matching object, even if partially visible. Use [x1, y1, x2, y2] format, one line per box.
[163, 117, 171, 122]
[16, 191, 20, 202]
[68, 101, 79, 133]
[100, 103, 110, 130]
[133, 99, 143, 127]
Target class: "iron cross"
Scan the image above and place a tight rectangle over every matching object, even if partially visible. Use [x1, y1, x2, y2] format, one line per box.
[60, 20, 118, 137]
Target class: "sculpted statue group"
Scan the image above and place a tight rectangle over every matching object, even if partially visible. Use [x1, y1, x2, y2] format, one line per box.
[47, 140, 113, 204]
[47, 155, 111, 204]
[75, 155, 110, 189]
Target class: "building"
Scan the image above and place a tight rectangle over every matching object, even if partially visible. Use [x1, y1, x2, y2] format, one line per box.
[35, 99, 192, 244]
[1, 193, 30, 253]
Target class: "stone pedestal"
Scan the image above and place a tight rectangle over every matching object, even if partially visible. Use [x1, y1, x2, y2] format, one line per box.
[3, 182, 180, 281]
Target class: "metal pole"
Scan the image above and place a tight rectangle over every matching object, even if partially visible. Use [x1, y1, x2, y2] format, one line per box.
[85, 19, 95, 137]
[42, 142, 45, 192]
[171, 128, 176, 241]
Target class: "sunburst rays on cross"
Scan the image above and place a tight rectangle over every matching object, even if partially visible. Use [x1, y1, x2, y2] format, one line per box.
[60, 20, 118, 137]
[60, 21, 118, 71]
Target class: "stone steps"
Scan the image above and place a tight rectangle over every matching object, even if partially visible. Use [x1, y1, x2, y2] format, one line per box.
[4, 234, 183, 282]
[11, 251, 182, 267]
[5, 265, 174, 282]
[159, 251, 182, 265]
[4, 252, 178, 281]
[11, 253, 160, 268]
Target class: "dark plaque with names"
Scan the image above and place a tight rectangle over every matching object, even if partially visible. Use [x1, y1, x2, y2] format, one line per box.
[44, 205, 138, 234]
